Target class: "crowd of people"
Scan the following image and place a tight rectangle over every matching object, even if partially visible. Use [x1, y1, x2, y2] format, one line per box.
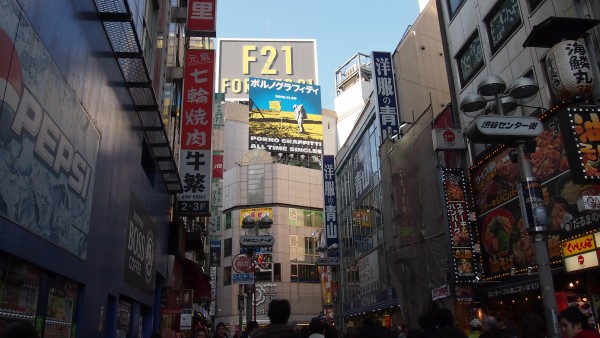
[1, 299, 598, 338]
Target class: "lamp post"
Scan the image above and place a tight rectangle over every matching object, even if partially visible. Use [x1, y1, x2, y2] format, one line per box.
[242, 215, 273, 323]
[461, 74, 560, 338]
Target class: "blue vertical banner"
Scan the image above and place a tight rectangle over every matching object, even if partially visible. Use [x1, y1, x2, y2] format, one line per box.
[371, 51, 400, 143]
[322, 155, 339, 257]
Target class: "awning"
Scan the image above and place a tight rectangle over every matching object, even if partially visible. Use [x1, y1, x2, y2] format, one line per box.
[181, 258, 211, 303]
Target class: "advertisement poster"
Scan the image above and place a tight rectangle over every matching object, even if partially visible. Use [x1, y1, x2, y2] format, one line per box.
[248, 77, 323, 156]
[239, 207, 273, 227]
[469, 112, 600, 278]
[0, 13, 100, 258]
[123, 193, 156, 294]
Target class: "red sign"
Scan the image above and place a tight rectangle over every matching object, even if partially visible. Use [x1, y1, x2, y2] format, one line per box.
[212, 154, 223, 179]
[182, 49, 214, 151]
[232, 255, 253, 273]
[187, 0, 216, 37]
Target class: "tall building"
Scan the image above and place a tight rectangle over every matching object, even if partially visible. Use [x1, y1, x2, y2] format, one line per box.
[210, 38, 340, 330]
[333, 0, 453, 331]
[0, 0, 184, 337]
[437, 0, 600, 333]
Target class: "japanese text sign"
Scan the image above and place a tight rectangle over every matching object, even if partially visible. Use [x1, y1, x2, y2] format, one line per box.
[323, 155, 339, 256]
[177, 49, 215, 216]
[370, 51, 400, 143]
[563, 106, 600, 182]
[187, 0, 216, 37]
[546, 40, 594, 101]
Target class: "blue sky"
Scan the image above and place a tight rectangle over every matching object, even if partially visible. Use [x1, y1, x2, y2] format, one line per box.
[216, 1, 421, 110]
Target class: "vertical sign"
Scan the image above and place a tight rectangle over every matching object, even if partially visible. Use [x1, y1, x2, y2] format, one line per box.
[209, 240, 221, 267]
[177, 49, 214, 216]
[323, 155, 339, 255]
[371, 51, 400, 143]
[350, 133, 373, 204]
[187, 0, 216, 37]
[123, 192, 156, 294]
[441, 169, 476, 282]
[563, 106, 600, 182]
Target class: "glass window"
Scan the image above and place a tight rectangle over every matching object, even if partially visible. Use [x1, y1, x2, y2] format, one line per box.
[290, 264, 319, 283]
[456, 30, 484, 87]
[447, 0, 466, 18]
[485, 0, 521, 53]
[274, 263, 281, 282]
[224, 238, 232, 257]
[225, 212, 232, 230]
[223, 267, 232, 286]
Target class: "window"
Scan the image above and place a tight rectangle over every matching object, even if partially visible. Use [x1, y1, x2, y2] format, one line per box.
[274, 263, 281, 282]
[225, 212, 232, 230]
[447, 0, 466, 18]
[224, 267, 232, 286]
[526, 0, 544, 12]
[304, 237, 318, 256]
[224, 238, 232, 257]
[456, 30, 484, 87]
[303, 210, 323, 228]
[485, 0, 522, 53]
[290, 264, 320, 283]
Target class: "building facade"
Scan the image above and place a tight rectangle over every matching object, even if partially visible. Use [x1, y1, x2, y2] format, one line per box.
[0, 0, 184, 337]
[438, 0, 600, 332]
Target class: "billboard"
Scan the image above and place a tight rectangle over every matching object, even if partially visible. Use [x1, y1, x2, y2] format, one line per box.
[0, 16, 100, 258]
[248, 77, 323, 156]
[177, 49, 215, 216]
[371, 51, 401, 143]
[217, 39, 318, 101]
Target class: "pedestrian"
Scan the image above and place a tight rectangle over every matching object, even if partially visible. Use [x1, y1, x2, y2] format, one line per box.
[196, 328, 209, 338]
[479, 317, 503, 338]
[558, 306, 600, 338]
[399, 325, 409, 338]
[308, 317, 325, 338]
[251, 299, 301, 338]
[434, 308, 468, 338]
[353, 317, 385, 338]
[0, 321, 39, 338]
[417, 312, 440, 338]
[324, 324, 338, 338]
[214, 322, 228, 338]
[241, 321, 258, 338]
[468, 318, 481, 338]
[293, 104, 307, 133]
[518, 313, 546, 338]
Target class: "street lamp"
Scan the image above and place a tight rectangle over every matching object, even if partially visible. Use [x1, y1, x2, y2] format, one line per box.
[241, 215, 273, 323]
[461, 74, 560, 338]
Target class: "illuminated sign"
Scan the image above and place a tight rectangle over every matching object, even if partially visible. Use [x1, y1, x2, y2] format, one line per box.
[217, 39, 318, 101]
[465, 115, 543, 143]
[563, 106, 600, 182]
[562, 232, 600, 272]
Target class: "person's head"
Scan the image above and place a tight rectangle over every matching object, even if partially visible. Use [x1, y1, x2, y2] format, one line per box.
[268, 299, 291, 324]
[559, 306, 591, 338]
[247, 321, 259, 334]
[1, 321, 39, 338]
[434, 308, 455, 327]
[196, 328, 209, 338]
[417, 312, 436, 330]
[482, 316, 498, 332]
[519, 313, 546, 338]
[324, 324, 338, 338]
[215, 322, 228, 337]
[469, 318, 481, 331]
[309, 317, 324, 334]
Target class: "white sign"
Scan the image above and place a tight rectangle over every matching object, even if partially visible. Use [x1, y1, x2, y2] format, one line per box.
[432, 129, 466, 150]
[564, 251, 599, 272]
[545, 40, 594, 101]
[577, 195, 600, 212]
[180, 309, 193, 330]
[465, 115, 543, 143]
[240, 235, 275, 247]
[432, 284, 451, 301]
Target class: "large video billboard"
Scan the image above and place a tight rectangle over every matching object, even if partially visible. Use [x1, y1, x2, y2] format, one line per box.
[248, 77, 323, 156]
[217, 39, 318, 101]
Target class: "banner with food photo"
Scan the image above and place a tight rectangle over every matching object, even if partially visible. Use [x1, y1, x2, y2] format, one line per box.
[442, 168, 477, 282]
[468, 112, 600, 278]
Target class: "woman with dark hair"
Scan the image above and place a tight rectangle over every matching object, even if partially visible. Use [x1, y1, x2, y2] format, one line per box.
[518, 313, 547, 338]
[214, 322, 228, 338]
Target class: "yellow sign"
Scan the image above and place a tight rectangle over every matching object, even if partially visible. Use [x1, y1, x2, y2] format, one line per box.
[269, 101, 281, 111]
[239, 207, 273, 227]
[561, 234, 596, 257]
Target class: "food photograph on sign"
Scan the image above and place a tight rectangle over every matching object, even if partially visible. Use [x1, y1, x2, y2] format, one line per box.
[248, 77, 323, 156]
